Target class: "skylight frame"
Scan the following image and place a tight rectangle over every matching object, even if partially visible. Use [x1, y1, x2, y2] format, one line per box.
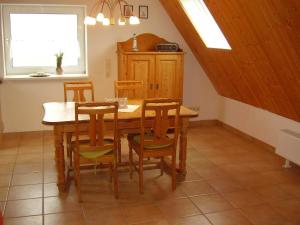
[179, 0, 232, 50]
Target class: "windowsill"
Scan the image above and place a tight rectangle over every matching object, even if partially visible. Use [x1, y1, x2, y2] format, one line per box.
[3, 74, 88, 81]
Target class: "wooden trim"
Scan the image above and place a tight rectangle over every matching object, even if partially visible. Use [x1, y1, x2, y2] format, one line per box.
[216, 121, 275, 152]
[188, 120, 219, 127]
[189, 119, 275, 151]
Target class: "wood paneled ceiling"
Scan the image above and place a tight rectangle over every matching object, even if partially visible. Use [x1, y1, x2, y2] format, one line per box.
[160, 0, 300, 121]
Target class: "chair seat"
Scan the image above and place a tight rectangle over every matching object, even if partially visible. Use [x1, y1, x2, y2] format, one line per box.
[132, 133, 172, 150]
[72, 139, 114, 160]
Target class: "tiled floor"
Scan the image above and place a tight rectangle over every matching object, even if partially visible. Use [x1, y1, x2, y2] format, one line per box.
[1, 126, 300, 225]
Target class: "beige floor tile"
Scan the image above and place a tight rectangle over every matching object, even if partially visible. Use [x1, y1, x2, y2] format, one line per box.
[4, 215, 43, 225]
[254, 185, 294, 202]
[5, 198, 42, 218]
[44, 196, 81, 214]
[44, 172, 57, 183]
[157, 198, 201, 219]
[244, 160, 283, 172]
[0, 175, 11, 187]
[13, 163, 43, 174]
[1, 126, 300, 225]
[180, 180, 216, 196]
[0, 155, 16, 164]
[193, 166, 227, 180]
[8, 184, 43, 200]
[44, 183, 60, 197]
[191, 194, 233, 214]
[83, 205, 126, 225]
[16, 153, 43, 164]
[206, 209, 252, 225]
[271, 199, 300, 224]
[18, 146, 43, 154]
[261, 170, 300, 184]
[222, 190, 265, 208]
[0, 187, 8, 201]
[121, 203, 165, 224]
[233, 173, 280, 188]
[167, 215, 211, 225]
[44, 212, 86, 225]
[240, 204, 287, 225]
[0, 164, 14, 175]
[11, 173, 42, 186]
[279, 183, 300, 198]
[0, 148, 18, 156]
[131, 220, 170, 225]
[43, 161, 56, 173]
[206, 177, 245, 193]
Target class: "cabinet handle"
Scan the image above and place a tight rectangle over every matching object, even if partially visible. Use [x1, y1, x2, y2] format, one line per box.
[156, 84, 159, 89]
[150, 84, 153, 89]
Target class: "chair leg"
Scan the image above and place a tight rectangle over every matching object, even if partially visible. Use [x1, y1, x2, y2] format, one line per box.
[74, 154, 82, 202]
[171, 153, 176, 191]
[160, 157, 164, 176]
[66, 133, 72, 167]
[113, 163, 119, 199]
[129, 143, 133, 179]
[109, 164, 113, 183]
[118, 133, 122, 163]
[139, 156, 144, 194]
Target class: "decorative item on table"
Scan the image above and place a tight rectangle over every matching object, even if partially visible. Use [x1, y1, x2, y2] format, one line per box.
[105, 97, 128, 109]
[84, 0, 140, 26]
[139, 5, 148, 19]
[132, 33, 139, 52]
[118, 97, 128, 109]
[155, 42, 179, 52]
[55, 51, 64, 75]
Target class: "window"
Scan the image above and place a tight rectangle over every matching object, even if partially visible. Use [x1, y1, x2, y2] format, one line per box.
[179, 0, 231, 50]
[1, 4, 86, 76]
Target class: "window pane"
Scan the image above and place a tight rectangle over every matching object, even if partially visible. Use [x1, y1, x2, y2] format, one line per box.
[180, 0, 231, 50]
[10, 14, 79, 67]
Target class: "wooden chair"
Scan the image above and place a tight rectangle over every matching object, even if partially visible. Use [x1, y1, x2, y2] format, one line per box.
[64, 81, 94, 102]
[114, 80, 144, 99]
[128, 99, 181, 193]
[64, 81, 95, 167]
[114, 80, 144, 163]
[72, 102, 119, 201]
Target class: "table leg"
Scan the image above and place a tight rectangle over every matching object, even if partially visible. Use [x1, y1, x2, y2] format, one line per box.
[54, 126, 66, 192]
[178, 118, 189, 176]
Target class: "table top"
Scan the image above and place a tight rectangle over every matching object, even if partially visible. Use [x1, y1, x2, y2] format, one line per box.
[42, 100, 198, 125]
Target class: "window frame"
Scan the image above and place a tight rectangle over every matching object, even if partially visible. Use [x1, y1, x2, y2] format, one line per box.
[1, 4, 87, 76]
[179, 0, 231, 50]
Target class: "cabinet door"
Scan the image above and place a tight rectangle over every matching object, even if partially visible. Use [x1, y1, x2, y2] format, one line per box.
[155, 55, 183, 98]
[127, 55, 155, 98]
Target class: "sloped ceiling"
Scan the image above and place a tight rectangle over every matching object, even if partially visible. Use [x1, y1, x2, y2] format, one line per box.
[160, 0, 300, 122]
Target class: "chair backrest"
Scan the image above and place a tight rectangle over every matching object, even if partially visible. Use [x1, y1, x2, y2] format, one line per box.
[114, 80, 144, 99]
[140, 99, 181, 150]
[74, 102, 118, 154]
[64, 81, 94, 102]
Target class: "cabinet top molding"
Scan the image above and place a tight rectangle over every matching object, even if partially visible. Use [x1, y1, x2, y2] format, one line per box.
[117, 33, 183, 52]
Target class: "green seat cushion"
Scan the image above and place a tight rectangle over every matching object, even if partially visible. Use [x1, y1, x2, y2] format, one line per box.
[77, 139, 114, 160]
[133, 133, 172, 150]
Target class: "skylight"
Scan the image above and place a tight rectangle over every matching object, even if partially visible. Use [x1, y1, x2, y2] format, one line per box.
[180, 0, 231, 50]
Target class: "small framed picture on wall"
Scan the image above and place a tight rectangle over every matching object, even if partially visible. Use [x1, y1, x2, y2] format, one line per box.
[139, 5, 148, 19]
[124, 5, 133, 18]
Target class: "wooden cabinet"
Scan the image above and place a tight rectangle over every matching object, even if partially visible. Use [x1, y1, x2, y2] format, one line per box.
[117, 33, 184, 99]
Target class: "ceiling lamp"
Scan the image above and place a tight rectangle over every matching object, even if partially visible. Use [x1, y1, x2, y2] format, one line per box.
[84, 0, 140, 26]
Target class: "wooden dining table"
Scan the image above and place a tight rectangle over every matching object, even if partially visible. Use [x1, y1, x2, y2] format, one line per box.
[42, 100, 198, 192]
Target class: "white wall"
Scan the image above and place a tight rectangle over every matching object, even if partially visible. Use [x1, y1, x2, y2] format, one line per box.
[219, 97, 300, 147]
[0, 0, 219, 132]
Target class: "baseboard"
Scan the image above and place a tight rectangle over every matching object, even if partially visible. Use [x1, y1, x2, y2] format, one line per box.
[190, 119, 275, 151]
[189, 120, 218, 127]
[217, 121, 275, 151]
